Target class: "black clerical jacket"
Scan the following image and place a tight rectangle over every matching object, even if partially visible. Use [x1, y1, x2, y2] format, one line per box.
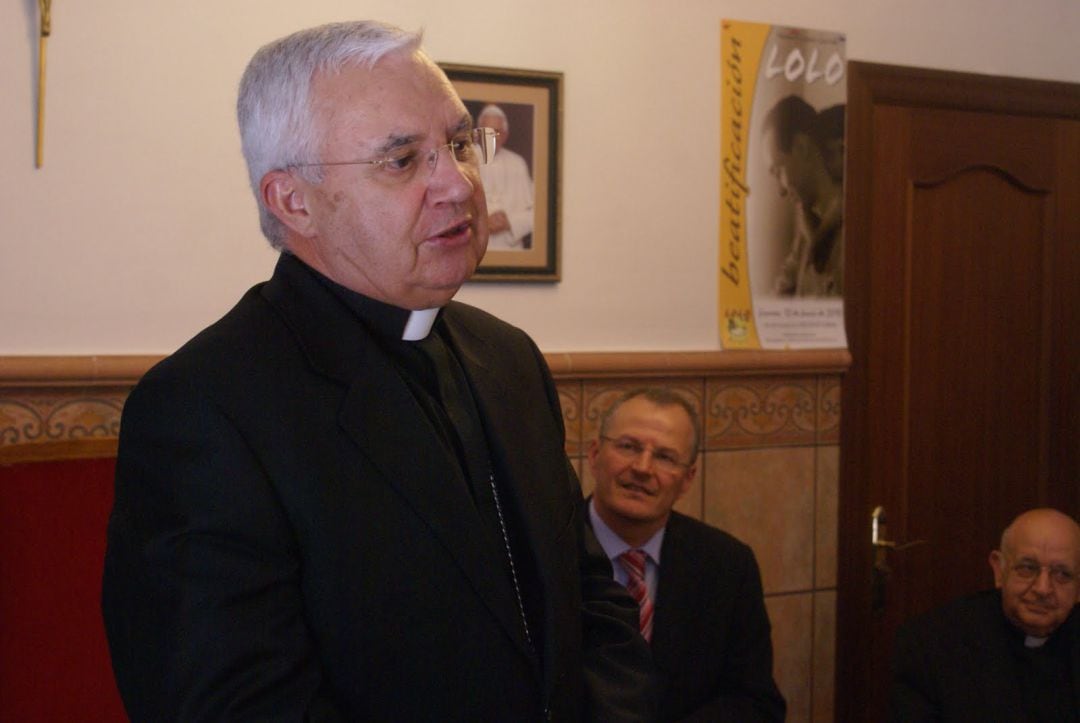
[586, 507, 784, 722]
[103, 254, 655, 722]
[890, 589, 1080, 722]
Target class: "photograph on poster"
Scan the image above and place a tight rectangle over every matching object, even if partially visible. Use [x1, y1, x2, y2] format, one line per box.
[749, 38, 846, 301]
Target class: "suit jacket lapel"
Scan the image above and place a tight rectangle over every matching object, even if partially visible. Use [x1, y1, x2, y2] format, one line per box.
[337, 368, 532, 657]
[651, 514, 689, 660]
[443, 307, 572, 692]
[442, 308, 564, 586]
[261, 257, 531, 657]
[968, 599, 1028, 716]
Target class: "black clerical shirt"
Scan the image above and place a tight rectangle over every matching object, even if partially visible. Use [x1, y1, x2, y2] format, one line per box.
[1015, 617, 1079, 723]
[299, 258, 543, 662]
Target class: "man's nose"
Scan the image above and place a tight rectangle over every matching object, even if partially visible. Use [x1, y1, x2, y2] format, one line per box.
[427, 145, 474, 200]
[630, 449, 656, 474]
[1032, 566, 1054, 593]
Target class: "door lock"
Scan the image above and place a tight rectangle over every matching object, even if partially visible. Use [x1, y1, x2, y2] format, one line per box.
[871, 506, 927, 612]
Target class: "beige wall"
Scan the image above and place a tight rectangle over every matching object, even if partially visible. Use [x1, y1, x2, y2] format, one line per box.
[3, 1, 1079, 354]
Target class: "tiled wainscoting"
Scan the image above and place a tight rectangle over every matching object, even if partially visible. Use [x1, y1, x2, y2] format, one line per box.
[1, 350, 849, 722]
[548, 350, 846, 723]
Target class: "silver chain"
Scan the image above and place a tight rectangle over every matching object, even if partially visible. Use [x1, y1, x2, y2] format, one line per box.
[488, 472, 534, 652]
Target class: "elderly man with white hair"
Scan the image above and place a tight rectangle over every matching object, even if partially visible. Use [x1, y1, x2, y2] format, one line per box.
[890, 508, 1080, 722]
[477, 103, 535, 249]
[102, 20, 655, 722]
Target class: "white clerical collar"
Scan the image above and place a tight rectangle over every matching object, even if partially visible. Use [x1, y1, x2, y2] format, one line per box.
[401, 307, 439, 341]
[1024, 634, 1048, 648]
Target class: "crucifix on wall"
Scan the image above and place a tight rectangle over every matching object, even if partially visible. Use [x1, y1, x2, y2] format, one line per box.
[36, 0, 52, 168]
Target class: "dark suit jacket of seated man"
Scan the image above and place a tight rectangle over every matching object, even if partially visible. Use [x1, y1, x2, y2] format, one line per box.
[890, 508, 1080, 723]
[101, 20, 655, 722]
[586, 389, 785, 722]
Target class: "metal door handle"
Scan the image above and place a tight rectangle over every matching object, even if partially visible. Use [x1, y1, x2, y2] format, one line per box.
[872, 505, 927, 550]
[871, 505, 927, 613]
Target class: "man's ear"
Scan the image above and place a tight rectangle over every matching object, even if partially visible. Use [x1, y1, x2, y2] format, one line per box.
[586, 438, 601, 474]
[676, 462, 697, 500]
[261, 170, 317, 238]
[989, 550, 1006, 589]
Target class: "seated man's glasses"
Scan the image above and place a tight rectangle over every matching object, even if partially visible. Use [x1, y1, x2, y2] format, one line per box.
[290, 127, 499, 184]
[599, 435, 691, 475]
[1008, 558, 1077, 586]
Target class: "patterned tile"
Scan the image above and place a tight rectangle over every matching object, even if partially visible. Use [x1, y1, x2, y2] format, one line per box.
[703, 447, 815, 594]
[0, 390, 125, 448]
[705, 377, 817, 449]
[556, 380, 583, 457]
[817, 375, 842, 444]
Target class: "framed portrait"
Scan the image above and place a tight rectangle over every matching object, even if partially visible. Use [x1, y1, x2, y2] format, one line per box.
[441, 63, 562, 281]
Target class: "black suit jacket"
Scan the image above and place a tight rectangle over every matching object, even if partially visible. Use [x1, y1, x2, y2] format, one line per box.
[650, 512, 785, 722]
[103, 254, 655, 722]
[890, 589, 1080, 722]
[586, 508, 784, 722]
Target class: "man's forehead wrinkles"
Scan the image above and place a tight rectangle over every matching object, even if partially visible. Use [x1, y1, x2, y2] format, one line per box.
[351, 108, 470, 153]
[1014, 553, 1072, 568]
[1012, 540, 1075, 561]
[613, 433, 679, 452]
[374, 132, 422, 153]
[451, 113, 471, 133]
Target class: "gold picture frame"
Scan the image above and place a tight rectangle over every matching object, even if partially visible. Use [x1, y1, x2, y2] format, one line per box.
[442, 63, 562, 281]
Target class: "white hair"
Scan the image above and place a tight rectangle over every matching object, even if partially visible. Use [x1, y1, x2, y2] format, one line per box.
[237, 21, 423, 248]
[478, 104, 509, 129]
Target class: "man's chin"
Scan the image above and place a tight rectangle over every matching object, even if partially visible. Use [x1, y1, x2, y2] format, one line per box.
[611, 496, 658, 520]
[1020, 623, 1056, 637]
[412, 259, 480, 305]
[1016, 610, 1060, 637]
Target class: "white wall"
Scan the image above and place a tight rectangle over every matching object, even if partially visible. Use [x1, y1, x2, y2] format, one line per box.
[3, 0, 1078, 354]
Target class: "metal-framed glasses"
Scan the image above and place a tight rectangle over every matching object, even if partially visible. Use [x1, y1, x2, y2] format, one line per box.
[599, 435, 692, 474]
[1008, 558, 1077, 586]
[290, 127, 499, 183]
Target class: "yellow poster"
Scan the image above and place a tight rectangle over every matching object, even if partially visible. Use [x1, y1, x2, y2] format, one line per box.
[719, 20, 847, 349]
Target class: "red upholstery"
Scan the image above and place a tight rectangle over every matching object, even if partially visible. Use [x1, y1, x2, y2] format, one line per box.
[0, 457, 127, 722]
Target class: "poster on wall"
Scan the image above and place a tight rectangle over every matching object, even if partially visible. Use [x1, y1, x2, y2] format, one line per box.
[718, 20, 847, 349]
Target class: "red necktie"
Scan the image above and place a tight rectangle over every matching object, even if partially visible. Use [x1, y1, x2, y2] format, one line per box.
[618, 549, 654, 642]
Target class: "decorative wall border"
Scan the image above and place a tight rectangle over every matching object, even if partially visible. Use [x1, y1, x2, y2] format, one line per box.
[544, 349, 850, 378]
[0, 351, 850, 463]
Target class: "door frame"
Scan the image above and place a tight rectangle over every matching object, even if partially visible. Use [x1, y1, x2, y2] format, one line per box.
[835, 61, 1080, 722]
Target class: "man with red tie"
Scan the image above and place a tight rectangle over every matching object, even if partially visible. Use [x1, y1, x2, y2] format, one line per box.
[586, 388, 785, 722]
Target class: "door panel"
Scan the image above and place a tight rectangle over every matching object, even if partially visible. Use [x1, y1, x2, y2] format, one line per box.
[837, 63, 1079, 722]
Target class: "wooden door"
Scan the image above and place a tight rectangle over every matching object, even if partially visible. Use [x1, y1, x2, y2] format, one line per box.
[836, 62, 1079, 722]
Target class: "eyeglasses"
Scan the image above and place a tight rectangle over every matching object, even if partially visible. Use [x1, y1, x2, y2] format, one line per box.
[1008, 558, 1077, 586]
[599, 435, 692, 475]
[290, 127, 499, 183]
